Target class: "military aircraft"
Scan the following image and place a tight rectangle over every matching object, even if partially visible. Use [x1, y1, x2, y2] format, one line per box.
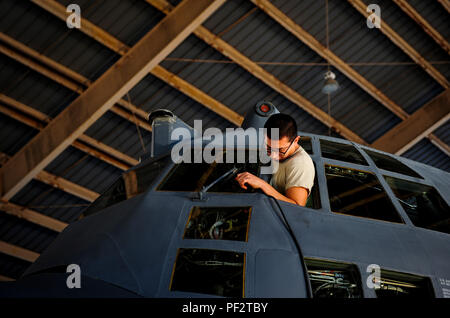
[1, 101, 449, 298]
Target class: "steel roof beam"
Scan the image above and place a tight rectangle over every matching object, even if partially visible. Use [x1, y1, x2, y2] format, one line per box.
[0, 274, 15, 281]
[437, 0, 450, 14]
[29, 0, 242, 127]
[35, 170, 99, 202]
[0, 152, 96, 265]
[251, 0, 410, 120]
[0, 201, 68, 233]
[0, 240, 40, 263]
[347, 0, 449, 89]
[0, 0, 226, 200]
[0, 151, 99, 202]
[32, 0, 363, 141]
[146, 0, 367, 144]
[0, 33, 151, 133]
[0, 94, 136, 170]
[371, 89, 450, 155]
[428, 133, 450, 157]
[251, 0, 449, 157]
[151, 66, 244, 126]
[393, 0, 450, 55]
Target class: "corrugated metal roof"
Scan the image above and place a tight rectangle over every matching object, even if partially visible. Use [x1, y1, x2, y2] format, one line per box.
[128, 72, 234, 130]
[44, 146, 122, 195]
[0, 212, 57, 254]
[0, 113, 38, 156]
[161, 32, 337, 136]
[11, 180, 88, 223]
[57, 0, 166, 47]
[0, 54, 78, 118]
[0, 253, 31, 280]
[403, 138, 450, 172]
[270, 0, 447, 116]
[166, 1, 402, 142]
[433, 119, 450, 145]
[0, 0, 121, 82]
[408, 0, 450, 40]
[367, 0, 449, 79]
[85, 111, 152, 160]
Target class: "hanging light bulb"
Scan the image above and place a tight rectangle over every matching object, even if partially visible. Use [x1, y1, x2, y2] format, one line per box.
[322, 70, 339, 94]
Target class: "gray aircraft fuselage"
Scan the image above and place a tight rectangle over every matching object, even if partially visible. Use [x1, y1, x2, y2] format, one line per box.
[1, 105, 449, 298]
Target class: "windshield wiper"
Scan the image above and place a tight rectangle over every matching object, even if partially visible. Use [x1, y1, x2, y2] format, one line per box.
[193, 167, 239, 201]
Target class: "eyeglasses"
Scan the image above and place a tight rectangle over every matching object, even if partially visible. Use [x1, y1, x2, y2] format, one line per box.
[266, 137, 296, 155]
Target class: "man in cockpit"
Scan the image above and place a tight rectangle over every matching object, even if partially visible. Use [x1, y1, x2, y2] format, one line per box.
[235, 113, 315, 206]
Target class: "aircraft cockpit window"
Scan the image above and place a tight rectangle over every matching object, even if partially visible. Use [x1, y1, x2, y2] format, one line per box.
[375, 269, 434, 298]
[325, 165, 404, 223]
[320, 139, 368, 166]
[170, 248, 245, 297]
[83, 176, 126, 217]
[157, 149, 260, 193]
[83, 156, 168, 216]
[184, 207, 252, 242]
[363, 149, 423, 179]
[304, 258, 363, 298]
[122, 155, 169, 198]
[384, 176, 450, 234]
[299, 136, 313, 154]
[306, 162, 321, 209]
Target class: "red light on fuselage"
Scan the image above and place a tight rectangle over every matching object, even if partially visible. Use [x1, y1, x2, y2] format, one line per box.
[260, 104, 270, 113]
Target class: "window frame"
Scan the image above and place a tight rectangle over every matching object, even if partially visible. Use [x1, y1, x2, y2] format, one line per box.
[319, 138, 370, 167]
[322, 163, 406, 225]
[360, 146, 424, 180]
[355, 142, 449, 229]
[304, 257, 365, 298]
[155, 147, 265, 194]
[83, 154, 173, 216]
[383, 175, 450, 235]
[374, 267, 435, 298]
[298, 135, 314, 155]
[182, 206, 253, 242]
[169, 247, 246, 297]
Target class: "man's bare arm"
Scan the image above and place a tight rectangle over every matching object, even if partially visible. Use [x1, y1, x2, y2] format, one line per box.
[285, 187, 308, 206]
[235, 172, 308, 206]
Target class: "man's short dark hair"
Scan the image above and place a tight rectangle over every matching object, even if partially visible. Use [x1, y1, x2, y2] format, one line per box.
[264, 113, 297, 140]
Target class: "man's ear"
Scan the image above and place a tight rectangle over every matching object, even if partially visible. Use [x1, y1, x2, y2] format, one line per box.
[295, 136, 301, 143]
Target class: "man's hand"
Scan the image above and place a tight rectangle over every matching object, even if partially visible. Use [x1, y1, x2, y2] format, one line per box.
[235, 172, 308, 206]
[235, 172, 265, 190]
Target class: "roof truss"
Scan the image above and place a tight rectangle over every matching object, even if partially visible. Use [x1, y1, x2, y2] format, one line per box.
[371, 89, 450, 155]
[347, 0, 449, 89]
[146, 0, 366, 143]
[251, 0, 449, 155]
[393, 0, 449, 54]
[0, 0, 226, 200]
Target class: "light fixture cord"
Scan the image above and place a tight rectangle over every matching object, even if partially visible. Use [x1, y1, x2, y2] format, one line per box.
[326, 0, 330, 72]
[127, 92, 147, 154]
[328, 94, 331, 136]
[326, 0, 331, 136]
